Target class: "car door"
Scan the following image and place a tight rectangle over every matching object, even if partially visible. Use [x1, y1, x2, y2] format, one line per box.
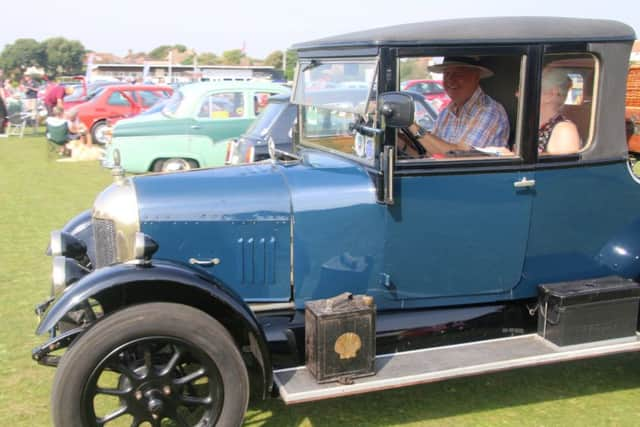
[188, 90, 252, 167]
[379, 51, 533, 306]
[102, 89, 137, 121]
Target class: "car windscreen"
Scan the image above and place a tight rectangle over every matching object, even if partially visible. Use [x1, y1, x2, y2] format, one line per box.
[293, 59, 378, 115]
[162, 90, 184, 117]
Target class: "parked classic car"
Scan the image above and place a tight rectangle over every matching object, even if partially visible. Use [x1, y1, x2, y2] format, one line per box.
[226, 91, 437, 165]
[400, 79, 451, 111]
[34, 18, 640, 427]
[69, 84, 173, 145]
[62, 79, 124, 110]
[102, 81, 289, 172]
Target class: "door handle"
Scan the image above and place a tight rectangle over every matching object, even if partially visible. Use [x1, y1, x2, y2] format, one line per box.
[513, 177, 536, 188]
[190, 125, 201, 130]
[189, 257, 220, 266]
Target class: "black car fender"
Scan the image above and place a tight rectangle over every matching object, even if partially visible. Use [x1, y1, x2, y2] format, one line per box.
[37, 259, 273, 398]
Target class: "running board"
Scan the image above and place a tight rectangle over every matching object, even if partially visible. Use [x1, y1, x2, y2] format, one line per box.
[274, 333, 640, 404]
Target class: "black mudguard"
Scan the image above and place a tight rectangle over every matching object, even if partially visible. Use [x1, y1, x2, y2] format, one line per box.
[36, 259, 273, 398]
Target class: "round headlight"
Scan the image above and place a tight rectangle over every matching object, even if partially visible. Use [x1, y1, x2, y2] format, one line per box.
[50, 231, 87, 261]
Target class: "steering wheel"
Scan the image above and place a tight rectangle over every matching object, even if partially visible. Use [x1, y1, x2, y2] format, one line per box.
[399, 128, 428, 157]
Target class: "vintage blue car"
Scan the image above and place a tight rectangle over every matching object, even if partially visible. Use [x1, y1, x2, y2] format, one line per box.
[34, 17, 640, 427]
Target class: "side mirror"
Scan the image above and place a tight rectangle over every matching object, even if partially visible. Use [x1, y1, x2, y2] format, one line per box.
[378, 92, 414, 128]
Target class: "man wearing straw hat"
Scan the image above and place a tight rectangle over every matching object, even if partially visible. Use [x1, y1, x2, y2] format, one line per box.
[408, 56, 509, 156]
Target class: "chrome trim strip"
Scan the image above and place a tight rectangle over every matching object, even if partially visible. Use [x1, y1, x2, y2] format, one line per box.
[249, 302, 295, 313]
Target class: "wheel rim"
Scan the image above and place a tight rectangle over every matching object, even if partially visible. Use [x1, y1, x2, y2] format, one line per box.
[161, 158, 191, 172]
[93, 123, 109, 145]
[82, 337, 224, 427]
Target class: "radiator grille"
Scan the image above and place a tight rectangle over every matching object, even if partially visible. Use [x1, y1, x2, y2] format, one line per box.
[93, 218, 117, 268]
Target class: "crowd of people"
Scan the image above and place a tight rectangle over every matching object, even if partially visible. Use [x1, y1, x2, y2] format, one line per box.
[0, 71, 97, 158]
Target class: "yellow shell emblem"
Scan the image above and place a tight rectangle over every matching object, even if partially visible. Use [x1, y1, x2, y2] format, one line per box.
[334, 332, 362, 360]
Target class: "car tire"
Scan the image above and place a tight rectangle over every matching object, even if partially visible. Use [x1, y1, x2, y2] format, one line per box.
[51, 302, 249, 427]
[91, 120, 109, 145]
[153, 158, 199, 172]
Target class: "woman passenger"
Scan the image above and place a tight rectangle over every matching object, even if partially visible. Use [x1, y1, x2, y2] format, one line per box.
[538, 68, 581, 154]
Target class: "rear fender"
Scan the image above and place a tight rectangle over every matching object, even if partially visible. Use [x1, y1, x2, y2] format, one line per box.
[37, 259, 273, 398]
[598, 217, 640, 279]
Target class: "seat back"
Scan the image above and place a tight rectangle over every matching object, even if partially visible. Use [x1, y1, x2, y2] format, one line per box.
[46, 121, 69, 145]
[562, 102, 592, 145]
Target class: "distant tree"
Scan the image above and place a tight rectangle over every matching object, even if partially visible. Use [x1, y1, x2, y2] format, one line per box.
[149, 45, 171, 60]
[221, 49, 245, 65]
[180, 54, 196, 65]
[285, 50, 298, 81]
[264, 50, 283, 70]
[42, 37, 85, 76]
[399, 59, 425, 81]
[150, 45, 188, 60]
[197, 52, 220, 65]
[0, 38, 45, 75]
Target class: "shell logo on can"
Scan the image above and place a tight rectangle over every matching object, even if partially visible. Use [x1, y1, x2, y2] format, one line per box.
[334, 332, 362, 360]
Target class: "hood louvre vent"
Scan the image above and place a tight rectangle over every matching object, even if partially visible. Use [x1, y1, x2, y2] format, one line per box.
[236, 236, 278, 285]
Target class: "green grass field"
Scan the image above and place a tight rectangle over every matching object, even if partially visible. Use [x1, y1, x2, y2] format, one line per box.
[1, 133, 640, 426]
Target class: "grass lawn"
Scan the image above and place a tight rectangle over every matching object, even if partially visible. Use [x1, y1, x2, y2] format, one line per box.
[1, 133, 640, 426]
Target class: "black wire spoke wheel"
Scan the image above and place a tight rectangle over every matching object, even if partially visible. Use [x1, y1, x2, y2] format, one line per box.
[86, 337, 224, 426]
[52, 303, 249, 427]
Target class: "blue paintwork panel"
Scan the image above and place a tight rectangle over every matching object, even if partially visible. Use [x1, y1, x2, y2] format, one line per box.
[134, 164, 292, 300]
[382, 170, 533, 305]
[517, 162, 640, 296]
[281, 150, 386, 308]
[131, 151, 640, 310]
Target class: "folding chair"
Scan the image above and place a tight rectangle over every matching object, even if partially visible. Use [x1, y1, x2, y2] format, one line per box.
[6, 112, 28, 138]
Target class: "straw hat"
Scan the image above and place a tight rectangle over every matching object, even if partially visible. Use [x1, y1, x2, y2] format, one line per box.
[429, 56, 494, 79]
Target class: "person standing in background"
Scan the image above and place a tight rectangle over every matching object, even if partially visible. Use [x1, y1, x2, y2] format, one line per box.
[44, 77, 66, 116]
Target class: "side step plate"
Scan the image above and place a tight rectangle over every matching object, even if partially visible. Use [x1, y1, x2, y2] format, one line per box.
[274, 334, 640, 404]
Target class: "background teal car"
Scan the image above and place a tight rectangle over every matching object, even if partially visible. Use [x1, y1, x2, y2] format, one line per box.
[103, 81, 289, 172]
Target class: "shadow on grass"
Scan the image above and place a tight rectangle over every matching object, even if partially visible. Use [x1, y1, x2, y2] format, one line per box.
[245, 352, 640, 426]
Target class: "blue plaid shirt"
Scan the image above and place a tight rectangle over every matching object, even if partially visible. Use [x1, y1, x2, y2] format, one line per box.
[433, 88, 509, 148]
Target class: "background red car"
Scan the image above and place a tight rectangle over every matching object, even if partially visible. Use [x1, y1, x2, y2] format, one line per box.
[401, 79, 450, 112]
[69, 84, 172, 144]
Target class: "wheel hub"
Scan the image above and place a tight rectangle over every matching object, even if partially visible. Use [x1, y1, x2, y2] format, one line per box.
[146, 391, 164, 414]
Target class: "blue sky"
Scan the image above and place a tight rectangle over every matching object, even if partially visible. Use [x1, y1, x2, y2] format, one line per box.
[3, 0, 638, 59]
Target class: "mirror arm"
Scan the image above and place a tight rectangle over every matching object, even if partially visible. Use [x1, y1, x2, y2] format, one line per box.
[349, 122, 383, 137]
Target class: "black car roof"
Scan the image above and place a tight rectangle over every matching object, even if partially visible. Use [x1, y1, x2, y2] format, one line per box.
[292, 17, 635, 51]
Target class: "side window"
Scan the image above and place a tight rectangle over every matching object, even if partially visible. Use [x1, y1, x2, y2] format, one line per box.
[254, 92, 277, 115]
[107, 91, 131, 106]
[397, 54, 521, 161]
[137, 90, 165, 107]
[539, 54, 596, 156]
[197, 92, 245, 119]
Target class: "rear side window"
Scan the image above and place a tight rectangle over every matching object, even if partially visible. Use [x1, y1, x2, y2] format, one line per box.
[198, 92, 245, 119]
[539, 54, 597, 156]
[107, 91, 131, 106]
[137, 90, 168, 107]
